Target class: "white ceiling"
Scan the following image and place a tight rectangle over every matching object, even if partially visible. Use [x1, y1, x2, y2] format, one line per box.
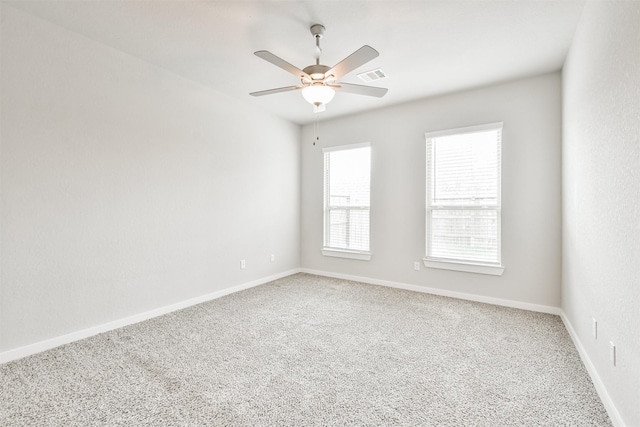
[7, 0, 586, 125]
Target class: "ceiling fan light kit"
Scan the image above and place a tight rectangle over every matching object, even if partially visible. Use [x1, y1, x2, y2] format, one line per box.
[301, 85, 335, 106]
[250, 24, 388, 113]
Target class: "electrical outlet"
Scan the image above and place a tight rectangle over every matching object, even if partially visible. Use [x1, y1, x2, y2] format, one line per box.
[240, 260, 246, 269]
[270, 254, 275, 262]
[414, 261, 420, 271]
[592, 318, 598, 339]
[610, 342, 616, 367]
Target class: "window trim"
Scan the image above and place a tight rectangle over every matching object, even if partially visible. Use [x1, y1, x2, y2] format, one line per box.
[424, 122, 504, 275]
[322, 142, 372, 261]
[422, 258, 504, 276]
[322, 248, 372, 261]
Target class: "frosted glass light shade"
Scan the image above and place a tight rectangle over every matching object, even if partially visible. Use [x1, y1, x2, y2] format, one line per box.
[301, 85, 335, 105]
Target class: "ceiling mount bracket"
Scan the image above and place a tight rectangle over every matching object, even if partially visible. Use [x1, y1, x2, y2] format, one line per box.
[310, 24, 326, 39]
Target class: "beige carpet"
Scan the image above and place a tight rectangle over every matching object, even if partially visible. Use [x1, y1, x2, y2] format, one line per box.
[1, 273, 611, 426]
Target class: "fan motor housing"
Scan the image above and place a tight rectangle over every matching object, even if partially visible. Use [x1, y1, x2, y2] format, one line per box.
[303, 64, 331, 80]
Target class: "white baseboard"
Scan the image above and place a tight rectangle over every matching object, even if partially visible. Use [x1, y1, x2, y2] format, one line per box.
[300, 268, 561, 315]
[560, 312, 625, 427]
[0, 269, 301, 365]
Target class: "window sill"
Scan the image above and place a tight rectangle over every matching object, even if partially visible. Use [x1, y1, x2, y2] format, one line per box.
[422, 258, 504, 276]
[322, 248, 372, 261]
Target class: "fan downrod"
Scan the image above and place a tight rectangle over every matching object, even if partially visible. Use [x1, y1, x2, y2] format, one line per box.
[310, 24, 326, 65]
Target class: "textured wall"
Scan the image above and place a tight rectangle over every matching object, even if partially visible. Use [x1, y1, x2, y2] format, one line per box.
[0, 6, 300, 353]
[562, 2, 640, 425]
[301, 73, 562, 308]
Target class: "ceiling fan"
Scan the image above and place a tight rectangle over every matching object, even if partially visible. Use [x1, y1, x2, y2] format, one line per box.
[250, 24, 388, 113]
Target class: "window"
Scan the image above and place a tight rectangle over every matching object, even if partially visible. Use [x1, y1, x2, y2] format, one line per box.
[322, 143, 371, 260]
[424, 123, 504, 275]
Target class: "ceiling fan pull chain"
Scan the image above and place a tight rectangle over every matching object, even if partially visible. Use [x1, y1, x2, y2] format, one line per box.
[313, 114, 320, 146]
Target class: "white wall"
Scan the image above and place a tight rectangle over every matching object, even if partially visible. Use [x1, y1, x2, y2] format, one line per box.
[301, 73, 562, 308]
[0, 6, 300, 353]
[562, 2, 640, 425]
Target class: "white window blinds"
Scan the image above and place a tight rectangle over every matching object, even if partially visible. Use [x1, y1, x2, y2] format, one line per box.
[426, 123, 502, 266]
[323, 144, 371, 253]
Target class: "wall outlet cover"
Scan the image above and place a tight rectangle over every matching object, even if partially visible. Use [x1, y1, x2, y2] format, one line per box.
[609, 341, 616, 366]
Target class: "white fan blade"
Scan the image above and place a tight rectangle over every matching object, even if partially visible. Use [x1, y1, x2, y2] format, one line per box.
[331, 82, 388, 98]
[326, 46, 379, 80]
[250, 86, 303, 97]
[254, 51, 311, 80]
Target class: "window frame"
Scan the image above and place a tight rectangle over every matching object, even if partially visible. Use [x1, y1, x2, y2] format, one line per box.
[423, 122, 504, 276]
[322, 142, 372, 261]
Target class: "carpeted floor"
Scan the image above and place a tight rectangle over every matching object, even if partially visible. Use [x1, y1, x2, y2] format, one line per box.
[1, 273, 611, 426]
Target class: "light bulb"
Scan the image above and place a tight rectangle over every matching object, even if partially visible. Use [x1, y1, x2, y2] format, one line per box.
[301, 85, 335, 106]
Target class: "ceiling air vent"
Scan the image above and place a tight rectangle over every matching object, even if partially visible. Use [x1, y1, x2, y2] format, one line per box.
[357, 68, 387, 83]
